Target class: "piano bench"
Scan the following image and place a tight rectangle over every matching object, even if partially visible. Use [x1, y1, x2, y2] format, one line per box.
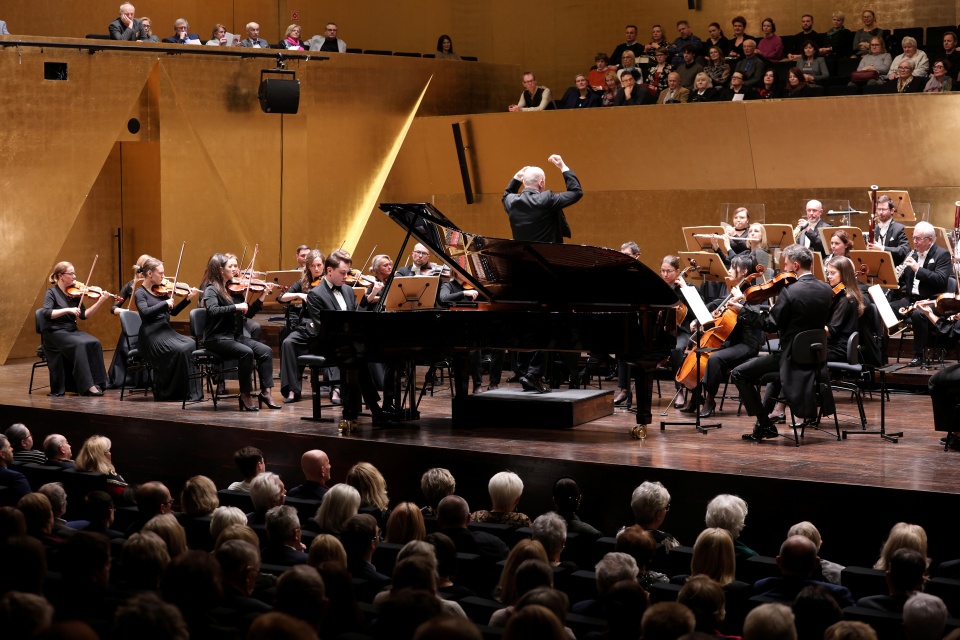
[298, 355, 334, 423]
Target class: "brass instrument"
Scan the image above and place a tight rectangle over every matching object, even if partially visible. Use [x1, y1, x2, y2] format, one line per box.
[793, 218, 809, 242]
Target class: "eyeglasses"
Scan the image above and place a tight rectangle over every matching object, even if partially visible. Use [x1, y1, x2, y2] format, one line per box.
[412, 250, 429, 256]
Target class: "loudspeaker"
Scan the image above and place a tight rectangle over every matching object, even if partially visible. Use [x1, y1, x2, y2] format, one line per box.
[452, 122, 474, 205]
[258, 79, 300, 114]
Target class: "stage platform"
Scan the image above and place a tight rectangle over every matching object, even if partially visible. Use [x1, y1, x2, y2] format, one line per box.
[2, 357, 957, 568]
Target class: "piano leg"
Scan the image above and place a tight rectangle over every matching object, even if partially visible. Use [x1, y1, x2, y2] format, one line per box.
[633, 366, 653, 426]
[450, 353, 470, 397]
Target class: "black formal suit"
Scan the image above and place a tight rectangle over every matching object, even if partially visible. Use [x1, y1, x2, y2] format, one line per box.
[754, 576, 855, 608]
[889, 243, 952, 358]
[928, 318, 960, 431]
[799, 219, 831, 256]
[304, 280, 384, 420]
[261, 543, 309, 566]
[108, 17, 143, 41]
[873, 221, 910, 265]
[881, 76, 926, 93]
[396, 263, 437, 277]
[731, 273, 834, 425]
[501, 170, 582, 244]
[163, 33, 202, 44]
[856, 594, 910, 613]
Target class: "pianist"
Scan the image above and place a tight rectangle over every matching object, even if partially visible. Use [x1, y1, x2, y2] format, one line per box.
[502, 154, 583, 393]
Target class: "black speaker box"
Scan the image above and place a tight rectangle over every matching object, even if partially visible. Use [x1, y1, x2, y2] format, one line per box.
[258, 79, 300, 114]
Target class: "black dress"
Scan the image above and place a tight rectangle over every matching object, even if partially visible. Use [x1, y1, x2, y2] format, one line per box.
[135, 287, 202, 401]
[106, 279, 149, 389]
[41, 286, 108, 395]
[202, 286, 273, 395]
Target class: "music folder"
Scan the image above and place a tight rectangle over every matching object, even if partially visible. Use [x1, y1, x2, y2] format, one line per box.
[678, 252, 729, 282]
[383, 276, 440, 311]
[819, 225, 867, 251]
[678, 284, 713, 327]
[849, 250, 899, 289]
[868, 284, 907, 335]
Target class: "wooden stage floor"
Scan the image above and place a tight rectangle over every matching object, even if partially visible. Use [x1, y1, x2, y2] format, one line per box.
[2, 357, 957, 566]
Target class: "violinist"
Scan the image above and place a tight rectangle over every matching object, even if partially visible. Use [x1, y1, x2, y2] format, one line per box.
[135, 257, 202, 401]
[913, 300, 960, 448]
[41, 262, 111, 396]
[730, 245, 833, 441]
[396, 244, 439, 277]
[362, 254, 392, 306]
[106, 253, 151, 389]
[824, 256, 864, 361]
[278, 249, 325, 403]
[200, 253, 280, 412]
[866, 195, 910, 266]
[661, 255, 695, 408]
[688, 254, 765, 418]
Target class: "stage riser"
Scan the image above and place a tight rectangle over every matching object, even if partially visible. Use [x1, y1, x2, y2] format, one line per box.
[452, 389, 614, 428]
[5, 403, 958, 570]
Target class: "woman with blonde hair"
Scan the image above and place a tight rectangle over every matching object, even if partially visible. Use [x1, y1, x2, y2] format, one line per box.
[75, 435, 128, 496]
[875, 522, 929, 570]
[385, 502, 427, 544]
[690, 527, 738, 586]
[107, 253, 153, 389]
[308, 533, 348, 568]
[601, 70, 620, 107]
[209, 506, 248, 541]
[42, 261, 111, 396]
[143, 513, 189, 558]
[495, 539, 549, 604]
[278, 24, 305, 50]
[345, 462, 389, 514]
[312, 484, 361, 534]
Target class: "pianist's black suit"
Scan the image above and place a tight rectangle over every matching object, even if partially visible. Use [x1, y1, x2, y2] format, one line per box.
[305, 280, 384, 420]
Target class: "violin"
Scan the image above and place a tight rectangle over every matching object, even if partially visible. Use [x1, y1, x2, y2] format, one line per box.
[227, 277, 280, 293]
[742, 271, 798, 305]
[66, 282, 120, 300]
[152, 278, 196, 297]
[345, 269, 376, 288]
[832, 282, 846, 296]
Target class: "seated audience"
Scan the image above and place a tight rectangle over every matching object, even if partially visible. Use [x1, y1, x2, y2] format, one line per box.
[38, 482, 77, 538]
[160, 551, 228, 638]
[287, 449, 331, 500]
[704, 22, 732, 57]
[229, 446, 265, 492]
[82, 490, 124, 539]
[162, 18, 201, 44]
[675, 45, 703, 89]
[587, 53, 612, 90]
[552, 476, 602, 540]
[142, 513, 188, 559]
[136, 20, 159, 43]
[249, 471, 286, 525]
[643, 24, 670, 55]
[647, 48, 674, 95]
[641, 602, 696, 640]
[615, 525, 668, 588]
[178, 475, 218, 550]
[0, 435, 31, 502]
[735, 40, 765, 87]
[118, 531, 170, 592]
[19, 492, 64, 549]
[851, 37, 892, 86]
[573, 551, 639, 617]
[705, 494, 757, 559]
[725, 71, 758, 100]
[0, 591, 53, 638]
[819, 12, 852, 57]
[374, 554, 467, 618]
[205, 23, 235, 46]
[857, 548, 925, 613]
[214, 540, 273, 626]
[346, 461, 390, 525]
[278, 23, 305, 50]
[678, 575, 730, 636]
[887, 37, 929, 81]
[758, 68, 784, 98]
[5, 424, 46, 464]
[308, 533, 348, 568]
[108, 3, 142, 41]
[852, 10, 881, 58]
[631, 480, 679, 549]
[341, 513, 391, 594]
[558, 74, 602, 109]
[274, 564, 328, 633]
[753, 535, 854, 607]
[48, 532, 115, 634]
[703, 45, 732, 87]
[614, 72, 650, 105]
[43, 434, 75, 469]
[792, 585, 842, 640]
[508, 72, 553, 112]
[689, 72, 720, 102]
[262, 504, 308, 565]
[76, 435, 128, 496]
[471, 470, 532, 528]
[384, 502, 426, 544]
[824, 620, 878, 640]
[925, 59, 953, 92]
[785, 67, 817, 97]
[420, 467, 456, 516]
[435, 34, 461, 61]
[425, 531, 476, 601]
[311, 483, 360, 534]
[796, 40, 829, 83]
[601, 70, 620, 106]
[874, 522, 929, 570]
[618, 50, 643, 83]
[437, 495, 508, 560]
[757, 18, 784, 62]
[240, 22, 269, 48]
[494, 539, 549, 603]
[743, 602, 797, 640]
[787, 521, 844, 584]
[125, 481, 173, 535]
[902, 593, 948, 640]
[306, 23, 347, 53]
[657, 71, 689, 103]
[210, 505, 248, 541]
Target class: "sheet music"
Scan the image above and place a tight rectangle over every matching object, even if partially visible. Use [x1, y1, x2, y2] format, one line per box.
[678, 285, 713, 326]
[868, 285, 900, 329]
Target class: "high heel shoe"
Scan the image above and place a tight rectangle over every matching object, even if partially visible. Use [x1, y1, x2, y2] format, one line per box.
[239, 397, 260, 412]
[258, 393, 283, 410]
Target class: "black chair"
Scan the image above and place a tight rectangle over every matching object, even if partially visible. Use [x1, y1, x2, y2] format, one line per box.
[828, 332, 867, 429]
[827, 85, 861, 96]
[297, 354, 334, 423]
[363, 50, 392, 56]
[84, 34, 112, 40]
[216, 489, 254, 512]
[29, 309, 49, 394]
[118, 310, 153, 400]
[459, 596, 505, 625]
[345, 48, 362, 54]
[392, 51, 421, 58]
[737, 555, 779, 585]
[841, 606, 904, 640]
[461, 55, 478, 62]
[20, 463, 65, 491]
[183, 308, 237, 410]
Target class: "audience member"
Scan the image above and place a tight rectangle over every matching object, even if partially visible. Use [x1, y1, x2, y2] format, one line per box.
[240, 22, 269, 48]
[852, 10, 881, 57]
[925, 59, 953, 92]
[341, 513, 390, 590]
[617, 50, 643, 83]
[503, 602, 566, 640]
[159, 550, 226, 638]
[118, 531, 169, 592]
[249, 471, 286, 524]
[263, 504, 307, 565]
[495, 539, 549, 604]
[425, 531, 475, 600]
[0, 20, 9, 36]
[75, 435, 128, 495]
[532, 512, 577, 571]
[820, 11, 852, 57]
[675, 46, 703, 90]
[668, 21, 702, 67]
[229, 446, 265, 491]
[631, 480, 679, 549]
[38, 482, 77, 538]
[943, 32, 960, 70]
[435, 34, 461, 61]
[851, 37, 891, 85]
[136, 18, 159, 43]
[902, 593, 947, 640]
[375, 554, 467, 618]
[753, 535, 854, 607]
[689, 72, 720, 102]
[758, 68, 784, 98]
[210, 505, 249, 541]
[703, 45, 731, 87]
[0, 534, 47, 595]
[112, 592, 188, 640]
[385, 501, 426, 544]
[788, 521, 844, 584]
[678, 575, 729, 636]
[757, 18, 784, 62]
[471, 470, 532, 528]
[5, 424, 46, 464]
[81, 490, 123, 539]
[791, 585, 842, 640]
[288, 449, 331, 500]
[346, 461, 390, 523]
[414, 616, 482, 640]
[641, 602, 696, 640]
[887, 37, 930, 81]
[308, 533, 348, 568]
[125, 481, 173, 535]
[552, 476, 602, 540]
[614, 72, 648, 106]
[42, 434, 75, 469]
[735, 40, 764, 87]
[728, 16, 756, 60]
[600, 579, 650, 639]
[162, 18, 201, 44]
[141, 513, 188, 558]
[315, 562, 366, 637]
[587, 53, 612, 90]
[372, 588, 444, 640]
[215, 523, 261, 551]
[705, 494, 756, 559]
[573, 552, 639, 617]
[647, 47, 674, 95]
[615, 526, 666, 586]
[180, 475, 219, 517]
[0, 504, 27, 538]
[601, 70, 620, 106]
[0, 435, 31, 502]
[874, 522, 929, 570]
[19, 492, 64, 549]
[307, 23, 347, 53]
[0, 591, 54, 638]
[278, 24, 305, 50]
[644, 24, 670, 54]
[508, 72, 554, 112]
[796, 40, 829, 83]
[248, 611, 319, 640]
[48, 531, 114, 635]
[787, 14, 820, 59]
[704, 22, 732, 57]
[205, 23, 235, 47]
[312, 483, 361, 534]
[274, 564, 328, 632]
[108, 3, 142, 41]
[857, 547, 925, 612]
[437, 495, 508, 560]
[743, 602, 797, 640]
[609, 25, 643, 68]
[420, 467, 456, 516]
[824, 620, 878, 640]
[559, 74, 602, 108]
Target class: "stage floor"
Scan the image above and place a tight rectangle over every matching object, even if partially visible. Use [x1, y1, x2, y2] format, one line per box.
[2, 357, 953, 496]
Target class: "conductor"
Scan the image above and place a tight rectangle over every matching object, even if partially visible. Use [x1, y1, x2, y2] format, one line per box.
[502, 154, 583, 392]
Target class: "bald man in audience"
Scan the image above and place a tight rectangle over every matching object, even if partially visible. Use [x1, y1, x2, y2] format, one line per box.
[43, 434, 75, 469]
[287, 450, 331, 500]
[753, 535, 854, 607]
[108, 3, 144, 40]
[240, 22, 270, 48]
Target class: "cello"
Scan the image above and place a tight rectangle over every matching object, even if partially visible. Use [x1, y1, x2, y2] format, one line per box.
[676, 265, 766, 389]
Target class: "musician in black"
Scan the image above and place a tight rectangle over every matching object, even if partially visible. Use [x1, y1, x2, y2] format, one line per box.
[914, 300, 960, 448]
[866, 195, 910, 266]
[278, 250, 324, 403]
[304, 251, 387, 422]
[887, 221, 952, 367]
[795, 200, 831, 256]
[730, 245, 834, 440]
[439, 271, 504, 393]
[502, 154, 583, 392]
[396, 244, 439, 276]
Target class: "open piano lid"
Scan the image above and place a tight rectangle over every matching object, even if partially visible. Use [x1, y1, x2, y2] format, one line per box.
[380, 202, 678, 307]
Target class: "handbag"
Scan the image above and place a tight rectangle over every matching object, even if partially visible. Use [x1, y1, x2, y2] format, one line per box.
[850, 69, 880, 82]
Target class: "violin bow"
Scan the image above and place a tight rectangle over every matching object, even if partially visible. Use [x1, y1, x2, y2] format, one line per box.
[358, 244, 377, 276]
[243, 244, 259, 305]
[127, 261, 141, 310]
[171, 241, 186, 297]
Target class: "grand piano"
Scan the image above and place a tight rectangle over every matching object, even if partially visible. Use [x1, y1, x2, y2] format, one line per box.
[306, 202, 680, 427]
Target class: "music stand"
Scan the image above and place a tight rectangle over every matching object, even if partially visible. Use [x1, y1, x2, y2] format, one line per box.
[679, 252, 728, 282]
[839, 285, 907, 443]
[819, 226, 867, 251]
[263, 270, 303, 312]
[764, 224, 795, 253]
[383, 276, 440, 310]
[681, 226, 727, 253]
[849, 250, 899, 289]
[934, 226, 953, 252]
[660, 285, 722, 434]
[811, 252, 825, 282]
[875, 190, 917, 222]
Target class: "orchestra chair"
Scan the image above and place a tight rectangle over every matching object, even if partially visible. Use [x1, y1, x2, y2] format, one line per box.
[827, 332, 868, 429]
[118, 310, 154, 401]
[840, 565, 888, 601]
[296, 354, 338, 423]
[182, 308, 239, 411]
[29, 309, 49, 394]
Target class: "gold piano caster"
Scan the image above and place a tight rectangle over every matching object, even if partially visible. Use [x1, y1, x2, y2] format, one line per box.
[630, 424, 647, 440]
[338, 419, 359, 435]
